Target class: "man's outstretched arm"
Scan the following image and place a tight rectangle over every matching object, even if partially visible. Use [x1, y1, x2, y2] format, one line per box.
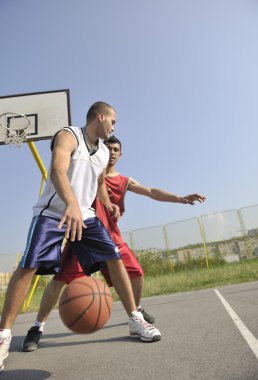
[127, 178, 206, 205]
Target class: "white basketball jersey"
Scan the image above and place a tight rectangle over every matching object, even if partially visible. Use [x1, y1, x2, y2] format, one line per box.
[33, 127, 110, 220]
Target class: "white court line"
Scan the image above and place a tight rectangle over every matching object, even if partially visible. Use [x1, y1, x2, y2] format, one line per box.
[214, 288, 258, 359]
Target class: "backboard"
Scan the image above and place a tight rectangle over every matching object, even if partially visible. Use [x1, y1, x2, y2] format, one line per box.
[0, 89, 71, 145]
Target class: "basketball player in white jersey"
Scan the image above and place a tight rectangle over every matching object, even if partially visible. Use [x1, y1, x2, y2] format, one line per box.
[0, 101, 161, 372]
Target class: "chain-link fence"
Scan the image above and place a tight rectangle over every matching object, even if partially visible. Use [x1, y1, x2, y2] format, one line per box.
[121, 204, 258, 268]
[1, 205, 258, 288]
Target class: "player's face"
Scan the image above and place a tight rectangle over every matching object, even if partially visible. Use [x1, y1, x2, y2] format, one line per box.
[97, 109, 116, 140]
[106, 143, 121, 165]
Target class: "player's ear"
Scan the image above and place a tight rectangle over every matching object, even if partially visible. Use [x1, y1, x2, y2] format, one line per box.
[97, 113, 104, 122]
[118, 151, 122, 159]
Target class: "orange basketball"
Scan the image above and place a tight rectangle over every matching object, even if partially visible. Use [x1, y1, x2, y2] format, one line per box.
[59, 276, 113, 334]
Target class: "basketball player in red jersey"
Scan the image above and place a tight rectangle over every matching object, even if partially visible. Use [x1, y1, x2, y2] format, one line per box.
[22, 136, 206, 352]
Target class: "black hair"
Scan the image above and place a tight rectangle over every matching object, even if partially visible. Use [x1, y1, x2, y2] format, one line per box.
[104, 135, 122, 150]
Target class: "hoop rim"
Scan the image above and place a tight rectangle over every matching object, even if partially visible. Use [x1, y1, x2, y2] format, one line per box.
[0, 112, 31, 131]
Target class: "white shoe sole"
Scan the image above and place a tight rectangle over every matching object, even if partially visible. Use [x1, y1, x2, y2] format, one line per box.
[130, 333, 161, 342]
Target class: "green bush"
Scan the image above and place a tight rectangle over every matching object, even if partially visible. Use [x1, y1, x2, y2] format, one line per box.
[138, 252, 166, 277]
[138, 249, 226, 277]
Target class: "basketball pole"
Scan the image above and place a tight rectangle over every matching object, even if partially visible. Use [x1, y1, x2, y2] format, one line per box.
[27, 141, 48, 180]
[22, 141, 48, 312]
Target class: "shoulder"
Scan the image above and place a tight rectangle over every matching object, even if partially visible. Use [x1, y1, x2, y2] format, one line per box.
[63, 126, 81, 140]
[127, 177, 142, 191]
[128, 177, 139, 185]
[50, 126, 81, 150]
[111, 175, 131, 192]
[106, 174, 130, 185]
[117, 174, 129, 182]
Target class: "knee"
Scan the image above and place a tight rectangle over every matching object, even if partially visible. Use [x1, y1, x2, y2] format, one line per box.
[107, 258, 122, 266]
[106, 258, 124, 270]
[51, 280, 66, 291]
[15, 267, 37, 278]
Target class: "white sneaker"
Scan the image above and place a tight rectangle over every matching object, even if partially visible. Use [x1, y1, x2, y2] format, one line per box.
[0, 333, 11, 372]
[129, 316, 161, 342]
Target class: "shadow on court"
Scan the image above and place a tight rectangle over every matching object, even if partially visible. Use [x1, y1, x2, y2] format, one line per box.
[0, 369, 52, 380]
[10, 333, 138, 352]
[4, 282, 258, 380]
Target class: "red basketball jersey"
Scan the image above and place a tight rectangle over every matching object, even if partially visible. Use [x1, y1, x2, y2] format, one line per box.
[94, 174, 129, 244]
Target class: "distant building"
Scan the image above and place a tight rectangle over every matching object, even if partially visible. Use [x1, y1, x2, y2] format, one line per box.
[248, 229, 258, 237]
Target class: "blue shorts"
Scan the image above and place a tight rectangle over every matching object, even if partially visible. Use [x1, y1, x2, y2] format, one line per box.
[19, 215, 121, 276]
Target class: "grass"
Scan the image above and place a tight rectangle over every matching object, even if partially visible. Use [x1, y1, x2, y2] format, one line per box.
[140, 259, 258, 297]
[1, 258, 258, 314]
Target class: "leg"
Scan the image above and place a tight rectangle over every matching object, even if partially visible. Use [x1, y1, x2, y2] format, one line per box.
[22, 244, 84, 352]
[107, 259, 161, 342]
[22, 279, 65, 352]
[101, 242, 155, 323]
[130, 276, 144, 307]
[101, 243, 144, 308]
[117, 243, 155, 323]
[115, 242, 144, 308]
[0, 268, 36, 371]
[22, 244, 87, 352]
[0, 268, 36, 328]
[1, 216, 66, 370]
[71, 218, 161, 342]
[130, 276, 155, 324]
[106, 259, 136, 316]
[36, 279, 65, 322]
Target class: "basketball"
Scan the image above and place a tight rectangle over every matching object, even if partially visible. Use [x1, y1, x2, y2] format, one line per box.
[59, 276, 113, 334]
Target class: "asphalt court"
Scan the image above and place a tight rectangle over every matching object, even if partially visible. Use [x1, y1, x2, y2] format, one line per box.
[2, 281, 258, 380]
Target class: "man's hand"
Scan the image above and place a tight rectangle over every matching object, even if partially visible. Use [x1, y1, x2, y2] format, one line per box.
[108, 203, 120, 220]
[58, 202, 87, 241]
[180, 194, 206, 205]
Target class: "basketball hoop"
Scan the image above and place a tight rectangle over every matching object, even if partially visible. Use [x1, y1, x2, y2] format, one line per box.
[0, 112, 30, 147]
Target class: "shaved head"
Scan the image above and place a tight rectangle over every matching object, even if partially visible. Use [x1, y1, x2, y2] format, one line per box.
[86, 101, 115, 123]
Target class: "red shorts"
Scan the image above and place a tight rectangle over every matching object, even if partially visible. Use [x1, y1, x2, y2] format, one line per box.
[54, 246, 84, 284]
[54, 242, 144, 286]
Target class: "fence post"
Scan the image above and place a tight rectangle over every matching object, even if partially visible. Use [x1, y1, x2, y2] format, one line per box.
[15, 252, 20, 269]
[237, 209, 253, 258]
[128, 231, 135, 252]
[163, 225, 174, 271]
[198, 217, 210, 268]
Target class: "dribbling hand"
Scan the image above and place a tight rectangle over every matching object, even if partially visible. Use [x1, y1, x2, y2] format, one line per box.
[58, 202, 86, 241]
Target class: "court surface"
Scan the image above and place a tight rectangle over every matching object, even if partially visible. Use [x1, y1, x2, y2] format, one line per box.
[2, 281, 258, 380]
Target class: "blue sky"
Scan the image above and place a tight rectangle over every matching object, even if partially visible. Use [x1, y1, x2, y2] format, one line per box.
[0, 0, 258, 253]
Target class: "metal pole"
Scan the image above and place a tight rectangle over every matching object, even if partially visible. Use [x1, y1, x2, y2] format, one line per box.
[22, 141, 48, 312]
[237, 209, 252, 258]
[163, 225, 174, 271]
[198, 217, 210, 268]
[128, 231, 135, 252]
[27, 141, 48, 181]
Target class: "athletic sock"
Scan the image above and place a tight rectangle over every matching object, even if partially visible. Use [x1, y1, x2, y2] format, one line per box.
[136, 305, 142, 311]
[131, 311, 143, 319]
[0, 329, 11, 340]
[34, 321, 45, 332]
